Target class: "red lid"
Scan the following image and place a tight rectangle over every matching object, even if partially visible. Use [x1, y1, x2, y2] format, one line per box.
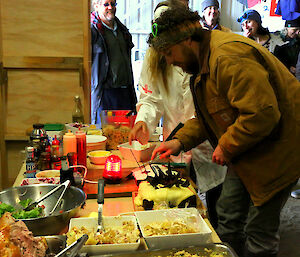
[52, 135, 60, 145]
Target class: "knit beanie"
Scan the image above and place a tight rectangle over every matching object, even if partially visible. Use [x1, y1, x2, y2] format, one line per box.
[237, 9, 262, 25]
[148, 2, 201, 51]
[201, 0, 219, 12]
[285, 17, 300, 28]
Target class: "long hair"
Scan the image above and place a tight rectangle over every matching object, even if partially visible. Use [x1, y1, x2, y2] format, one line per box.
[147, 47, 171, 94]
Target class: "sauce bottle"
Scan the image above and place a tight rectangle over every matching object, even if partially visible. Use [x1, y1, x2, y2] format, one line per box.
[63, 130, 77, 156]
[75, 129, 87, 167]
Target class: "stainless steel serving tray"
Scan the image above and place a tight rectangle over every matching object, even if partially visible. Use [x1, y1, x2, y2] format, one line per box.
[95, 243, 238, 257]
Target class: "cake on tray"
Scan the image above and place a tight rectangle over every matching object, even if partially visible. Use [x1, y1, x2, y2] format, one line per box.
[133, 164, 198, 210]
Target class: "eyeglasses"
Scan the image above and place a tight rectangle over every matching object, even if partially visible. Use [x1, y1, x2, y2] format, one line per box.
[103, 2, 117, 7]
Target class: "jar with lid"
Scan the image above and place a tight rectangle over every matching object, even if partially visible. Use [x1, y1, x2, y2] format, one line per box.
[30, 123, 47, 143]
[72, 95, 84, 123]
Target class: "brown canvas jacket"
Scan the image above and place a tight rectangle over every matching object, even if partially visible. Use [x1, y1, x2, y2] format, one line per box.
[175, 30, 300, 206]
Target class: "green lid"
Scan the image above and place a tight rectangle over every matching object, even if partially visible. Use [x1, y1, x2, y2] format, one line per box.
[44, 123, 64, 131]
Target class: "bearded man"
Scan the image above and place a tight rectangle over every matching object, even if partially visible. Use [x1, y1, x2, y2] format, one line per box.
[149, 1, 300, 257]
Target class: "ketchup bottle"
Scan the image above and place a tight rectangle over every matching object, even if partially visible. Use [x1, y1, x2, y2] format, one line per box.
[75, 128, 87, 167]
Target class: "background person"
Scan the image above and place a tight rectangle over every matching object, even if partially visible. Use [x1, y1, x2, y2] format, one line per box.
[148, 1, 300, 256]
[274, 17, 300, 76]
[237, 9, 284, 53]
[129, 2, 226, 229]
[91, 0, 137, 125]
[200, 0, 231, 32]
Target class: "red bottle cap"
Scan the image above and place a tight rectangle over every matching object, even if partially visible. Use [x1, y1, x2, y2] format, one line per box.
[52, 135, 60, 145]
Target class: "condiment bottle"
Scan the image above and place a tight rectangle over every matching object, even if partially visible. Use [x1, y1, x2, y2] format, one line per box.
[39, 152, 51, 171]
[51, 155, 61, 170]
[75, 129, 87, 167]
[25, 146, 36, 177]
[51, 135, 60, 156]
[63, 130, 76, 156]
[72, 95, 84, 123]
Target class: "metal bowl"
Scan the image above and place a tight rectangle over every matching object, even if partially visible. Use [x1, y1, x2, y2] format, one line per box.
[0, 184, 86, 236]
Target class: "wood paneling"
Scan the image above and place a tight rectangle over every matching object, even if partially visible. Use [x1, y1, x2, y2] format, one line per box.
[1, 0, 83, 57]
[5, 69, 84, 137]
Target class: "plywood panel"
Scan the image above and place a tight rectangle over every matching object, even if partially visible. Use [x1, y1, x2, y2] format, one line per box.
[1, 0, 83, 57]
[6, 69, 84, 137]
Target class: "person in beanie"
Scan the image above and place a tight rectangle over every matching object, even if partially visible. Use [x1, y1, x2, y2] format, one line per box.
[149, 1, 300, 256]
[274, 17, 300, 75]
[237, 9, 284, 53]
[200, 0, 230, 32]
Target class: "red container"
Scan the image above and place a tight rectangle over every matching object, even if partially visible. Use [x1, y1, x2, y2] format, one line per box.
[101, 110, 136, 128]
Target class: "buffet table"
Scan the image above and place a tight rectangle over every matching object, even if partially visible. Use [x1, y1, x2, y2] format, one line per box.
[13, 152, 221, 244]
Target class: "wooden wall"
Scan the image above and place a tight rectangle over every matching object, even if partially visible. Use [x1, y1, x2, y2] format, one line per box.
[0, 0, 90, 188]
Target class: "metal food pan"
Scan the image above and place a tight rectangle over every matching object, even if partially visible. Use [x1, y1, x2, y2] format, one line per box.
[96, 243, 238, 257]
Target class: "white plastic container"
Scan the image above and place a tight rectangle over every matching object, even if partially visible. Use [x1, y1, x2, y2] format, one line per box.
[118, 141, 156, 162]
[68, 216, 140, 255]
[135, 208, 212, 250]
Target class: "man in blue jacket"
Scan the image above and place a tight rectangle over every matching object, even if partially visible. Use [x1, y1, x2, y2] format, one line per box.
[91, 0, 137, 124]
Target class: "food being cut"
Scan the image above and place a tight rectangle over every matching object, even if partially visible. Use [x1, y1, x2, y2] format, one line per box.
[0, 212, 48, 257]
[134, 164, 197, 210]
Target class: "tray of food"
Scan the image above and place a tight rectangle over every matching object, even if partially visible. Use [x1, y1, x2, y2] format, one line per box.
[66, 216, 141, 255]
[135, 208, 212, 250]
[96, 243, 238, 257]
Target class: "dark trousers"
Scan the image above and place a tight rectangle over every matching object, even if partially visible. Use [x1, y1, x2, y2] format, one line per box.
[216, 170, 297, 257]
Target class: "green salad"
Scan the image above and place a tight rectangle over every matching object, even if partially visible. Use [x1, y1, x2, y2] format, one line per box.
[0, 199, 44, 219]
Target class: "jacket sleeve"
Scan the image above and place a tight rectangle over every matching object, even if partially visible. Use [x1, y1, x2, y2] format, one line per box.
[296, 51, 300, 81]
[215, 55, 281, 160]
[135, 50, 164, 136]
[173, 118, 209, 152]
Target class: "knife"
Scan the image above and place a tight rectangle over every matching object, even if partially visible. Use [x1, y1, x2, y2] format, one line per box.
[96, 179, 105, 234]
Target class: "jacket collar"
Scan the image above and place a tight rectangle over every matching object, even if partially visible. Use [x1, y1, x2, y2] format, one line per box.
[198, 30, 211, 76]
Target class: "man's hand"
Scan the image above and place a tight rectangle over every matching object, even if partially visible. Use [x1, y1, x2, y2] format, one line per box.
[212, 144, 227, 166]
[128, 121, 149, 145]
[151, 139, 182, 160]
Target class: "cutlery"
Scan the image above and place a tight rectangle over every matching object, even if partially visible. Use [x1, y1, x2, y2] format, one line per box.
[96, 179, 105, 234]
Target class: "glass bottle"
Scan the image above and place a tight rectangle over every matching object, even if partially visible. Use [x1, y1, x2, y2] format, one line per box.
[25, 146, 36, 177]
[72, 95, 84, 123]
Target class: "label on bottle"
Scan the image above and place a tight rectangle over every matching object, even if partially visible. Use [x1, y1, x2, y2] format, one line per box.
[26, 161, 36, 173]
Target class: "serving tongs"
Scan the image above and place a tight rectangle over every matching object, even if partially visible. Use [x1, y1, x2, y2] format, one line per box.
[23, 180, 71, 215]
[96, 179, 105, 234]
[54, 234, 88, 257]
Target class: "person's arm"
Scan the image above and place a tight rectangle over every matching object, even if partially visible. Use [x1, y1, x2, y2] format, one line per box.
[215, 55, 281, 161]
[134, 49, 164, 137]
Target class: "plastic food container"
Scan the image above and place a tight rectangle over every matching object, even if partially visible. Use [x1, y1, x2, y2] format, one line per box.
[118, 141, 156, 162]
[135, 208, 212, 250]
[67, 216, 140, 255]
[100, 110, 136, 128]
